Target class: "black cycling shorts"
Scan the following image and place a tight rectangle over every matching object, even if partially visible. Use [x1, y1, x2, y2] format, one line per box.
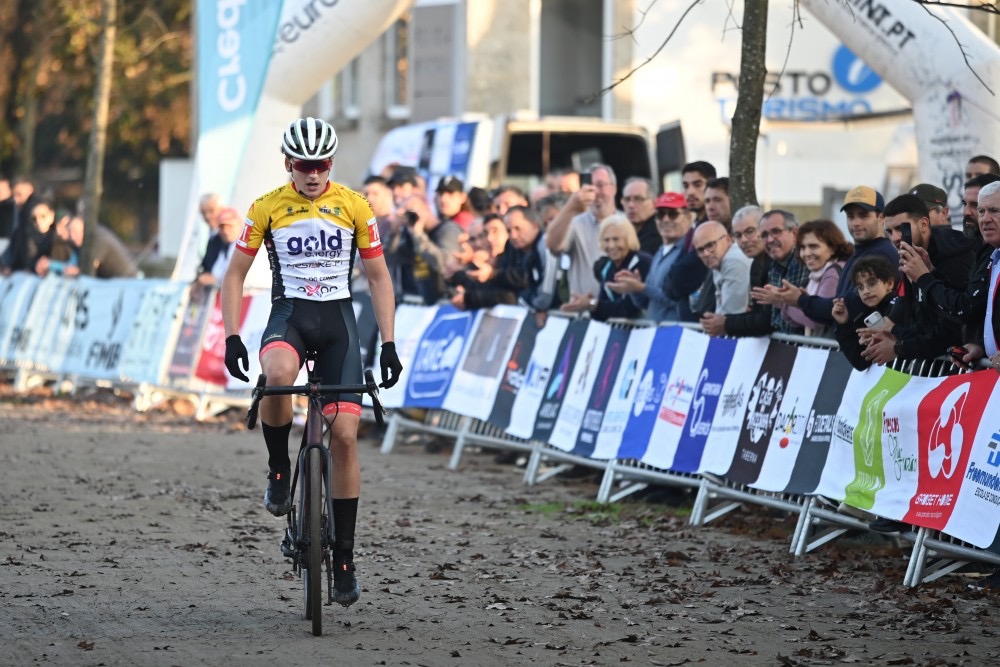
[260, 298, 363, 416]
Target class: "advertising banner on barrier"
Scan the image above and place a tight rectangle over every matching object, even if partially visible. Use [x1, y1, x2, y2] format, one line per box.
[616, 326, 683, 461]
[642, 328, 710, 471]
[724, 341, 799, 484]
[549, 321, 611, 452]
[168, 286, 215, 381]
[119, 281, 188, 385]
[945, 379, 1000, 550]
[61, 279, 146, 380]
[502, 315, 571, 440]
[487, 315, 542, 432]
[591, 326, 656, 460]
[904, 371, 997, 531]
[14, 276, 76, 372]
[671, 335, 738, 473]
[443, 306, 526, 420]
[382, 304, 440, 409]
[0, 273, 40, 365]
[573, 327, 629, 458]
[783, 351, 854, 494]
[404, 305, 475, 409]
[753, 346, 830, 492]
[532, 319, 590, 444]
[698, 337, 769, 475]
[195, 291, 252, 387]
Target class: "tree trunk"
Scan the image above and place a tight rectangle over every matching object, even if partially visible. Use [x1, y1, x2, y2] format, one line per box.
[80, 0, 116, 276]
[728, 0, 768, 210]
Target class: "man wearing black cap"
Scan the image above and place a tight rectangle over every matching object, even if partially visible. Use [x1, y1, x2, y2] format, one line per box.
[434, 175, 475, 233]
[387, 166, 419, 205]
[909, 183, 950, 227]
[784, 185, 899, 325]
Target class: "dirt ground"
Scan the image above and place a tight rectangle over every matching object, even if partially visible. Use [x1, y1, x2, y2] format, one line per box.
[1, 386, 998, 667]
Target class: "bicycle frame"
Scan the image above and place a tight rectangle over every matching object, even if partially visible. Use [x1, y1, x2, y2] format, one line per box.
[245, 355, 385, 636]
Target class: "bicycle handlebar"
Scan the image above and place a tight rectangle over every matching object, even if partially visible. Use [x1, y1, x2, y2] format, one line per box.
[245, 369, 387, 431]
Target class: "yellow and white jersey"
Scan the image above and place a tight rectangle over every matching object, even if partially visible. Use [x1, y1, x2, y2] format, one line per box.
[236, 181, 381, 301]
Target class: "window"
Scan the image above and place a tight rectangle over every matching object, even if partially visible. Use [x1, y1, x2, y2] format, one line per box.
[334, 57, 360, 120]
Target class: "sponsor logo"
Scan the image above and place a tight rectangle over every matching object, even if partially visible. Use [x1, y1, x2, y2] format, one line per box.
[774, 397, 802, 448]
[835, 415, 855, 442]
[632, 369, 667, 419]
[888, 433, 917, 481]
[287, 228, 343, 256]
[832, 44, 881, 93]
[319, 206, 333, 214]
[926, 383, 970, 479]
[745, 373, 784, 444]
[299, 283, 337, 297]
[988, 432, 1000, 468]
[688, 368, 722, 438]
[291, 260, 339, 269]
[239, 221, 252, 244]
[805, 409, 836, 441]
[720, 383, 745, 418]
[618, 359, 638, 400]
[860, 389, 889, 467]
[660, 376, 695, 427]
[546, 335, 575, 401]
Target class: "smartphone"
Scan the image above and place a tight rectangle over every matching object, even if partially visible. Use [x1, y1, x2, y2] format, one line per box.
[948, 346, 970, 369]
[579, 172, 592, 186]
[863, 312, 885, 329]
[899, 222, 912, 246]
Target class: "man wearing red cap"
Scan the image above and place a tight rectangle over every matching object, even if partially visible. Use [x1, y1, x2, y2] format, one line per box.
[609, 192, 698, 322]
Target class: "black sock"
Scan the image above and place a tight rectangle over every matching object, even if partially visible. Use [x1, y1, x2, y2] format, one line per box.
[332, 497, 359, 554]
[261, 421, 292, 471]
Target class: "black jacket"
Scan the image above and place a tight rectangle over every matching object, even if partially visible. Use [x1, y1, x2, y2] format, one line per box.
[593, 250, 652, 321]
[835, 293, 897, 371]
[890, 226, 976, 360]
[798, 236, 898, 324]
[665, 228, 708, 322]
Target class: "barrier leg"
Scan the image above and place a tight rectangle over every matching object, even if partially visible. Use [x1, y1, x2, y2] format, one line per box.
[790, 496, 814, 555]
[690, 477, 710, 526]
[448, 417, 471, 470]
[904, 527, 929, 587]
[596, 460, 617, 503]
[380, 412, 401, 455]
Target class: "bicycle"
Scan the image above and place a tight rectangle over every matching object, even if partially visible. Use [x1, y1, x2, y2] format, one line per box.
[245, 352, 386, 636]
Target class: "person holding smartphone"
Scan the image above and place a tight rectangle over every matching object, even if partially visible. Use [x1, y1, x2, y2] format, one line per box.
[874, 193, 976, 365]
[831, 255, 899, 370]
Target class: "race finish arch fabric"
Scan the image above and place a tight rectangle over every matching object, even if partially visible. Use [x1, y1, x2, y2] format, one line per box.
[173, 0, 414, 285]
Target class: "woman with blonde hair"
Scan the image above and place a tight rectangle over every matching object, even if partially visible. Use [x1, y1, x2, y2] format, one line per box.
[561, 213, 651, 321]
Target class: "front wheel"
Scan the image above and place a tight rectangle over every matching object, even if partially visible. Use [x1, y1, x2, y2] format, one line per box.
[303, 446, 323, 636]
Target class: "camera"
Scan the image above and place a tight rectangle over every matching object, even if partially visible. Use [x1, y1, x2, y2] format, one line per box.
[579, 172, 592, 186]
[404, 210, 419, 226]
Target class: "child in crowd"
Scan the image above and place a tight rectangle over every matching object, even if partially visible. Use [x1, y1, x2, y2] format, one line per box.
[832, 255, 898, 370]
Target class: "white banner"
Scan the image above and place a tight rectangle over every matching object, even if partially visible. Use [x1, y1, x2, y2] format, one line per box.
[443, 306, 527, 421]
[549, 322, 611, 451]
[0, 273, 40, 365]
[505, 316, 570, 440]
[60, 279, 146, 380]
[641, 329, 710, 471]
[118, 280, 189, 385]
[592, 327, 656, 460]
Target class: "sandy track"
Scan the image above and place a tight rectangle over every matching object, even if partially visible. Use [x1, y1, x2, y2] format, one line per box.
[1, 390, 997, 666]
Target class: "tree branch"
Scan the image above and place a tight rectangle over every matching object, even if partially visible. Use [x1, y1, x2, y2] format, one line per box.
[588, 0, 702, 102]
[911, 0, 995, 96]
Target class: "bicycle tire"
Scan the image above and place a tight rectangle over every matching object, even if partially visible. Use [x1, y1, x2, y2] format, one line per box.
[304, 446, 323, 636]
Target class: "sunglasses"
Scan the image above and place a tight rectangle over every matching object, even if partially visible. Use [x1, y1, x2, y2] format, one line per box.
[291, 159, 332, 174]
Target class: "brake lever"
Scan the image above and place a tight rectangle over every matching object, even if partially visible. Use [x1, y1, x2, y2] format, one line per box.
[364, 369, 386, 428]
[245, 374, 267, 430]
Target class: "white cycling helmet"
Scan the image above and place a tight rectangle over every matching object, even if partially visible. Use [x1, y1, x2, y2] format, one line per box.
[281, 117, 338, 160]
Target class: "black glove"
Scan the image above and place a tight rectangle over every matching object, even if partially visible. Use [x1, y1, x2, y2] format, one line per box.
[379, 342, 403, 389]
[224, 334, 250, 382]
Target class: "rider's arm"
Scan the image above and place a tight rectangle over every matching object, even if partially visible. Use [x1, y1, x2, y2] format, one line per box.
[221, 250, 254, 336]
[362, 253, 395, 344]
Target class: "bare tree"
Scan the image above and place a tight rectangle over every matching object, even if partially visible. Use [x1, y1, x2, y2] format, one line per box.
[79, 0, 116, 275]
[727, 0, 768, 209]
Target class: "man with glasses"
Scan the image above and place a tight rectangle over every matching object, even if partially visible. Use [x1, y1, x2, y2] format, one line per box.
[692, 221, 751, 315]
[621, 177, 661, 254]
[221, 117, 402, 609]
[545, 162, 620, 298]
[701, 210, 808, 337]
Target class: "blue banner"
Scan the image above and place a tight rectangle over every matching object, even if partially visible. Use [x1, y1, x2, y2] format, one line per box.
[671, 336, 738, 473]
[615, 327, 683, 460]
[404, 305, 475, 408]
[197, 0, 284, 198]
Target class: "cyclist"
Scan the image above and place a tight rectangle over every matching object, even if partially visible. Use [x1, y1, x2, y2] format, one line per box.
[221, 117, 402, 607]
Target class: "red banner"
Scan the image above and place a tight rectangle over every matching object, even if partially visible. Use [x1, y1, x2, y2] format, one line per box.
[194, 291, 252, 387]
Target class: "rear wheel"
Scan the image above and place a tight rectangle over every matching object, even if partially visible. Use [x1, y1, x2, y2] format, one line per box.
[303, 446, 323, 636]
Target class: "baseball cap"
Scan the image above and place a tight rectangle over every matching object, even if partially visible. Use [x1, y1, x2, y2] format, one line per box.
[387, 166, 419, 187]
[435, 175, 464, 194]
[654, 192, 687, 209]
[840, 185, 885, 213]
[909, 183, 948, 208]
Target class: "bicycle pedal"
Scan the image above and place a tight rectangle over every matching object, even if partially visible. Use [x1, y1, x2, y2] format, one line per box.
[280, 533, 295, 558]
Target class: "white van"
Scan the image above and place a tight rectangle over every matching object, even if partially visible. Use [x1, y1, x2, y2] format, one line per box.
[368, 112, 681, 196]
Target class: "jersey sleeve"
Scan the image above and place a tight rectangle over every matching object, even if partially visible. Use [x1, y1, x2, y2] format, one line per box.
[235, 198, 270, 256]
[354, 194, 382, 259]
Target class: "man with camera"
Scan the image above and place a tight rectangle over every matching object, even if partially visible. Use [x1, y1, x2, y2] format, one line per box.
[392, 193, 462, 305]
[862, 193, 975, 365]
